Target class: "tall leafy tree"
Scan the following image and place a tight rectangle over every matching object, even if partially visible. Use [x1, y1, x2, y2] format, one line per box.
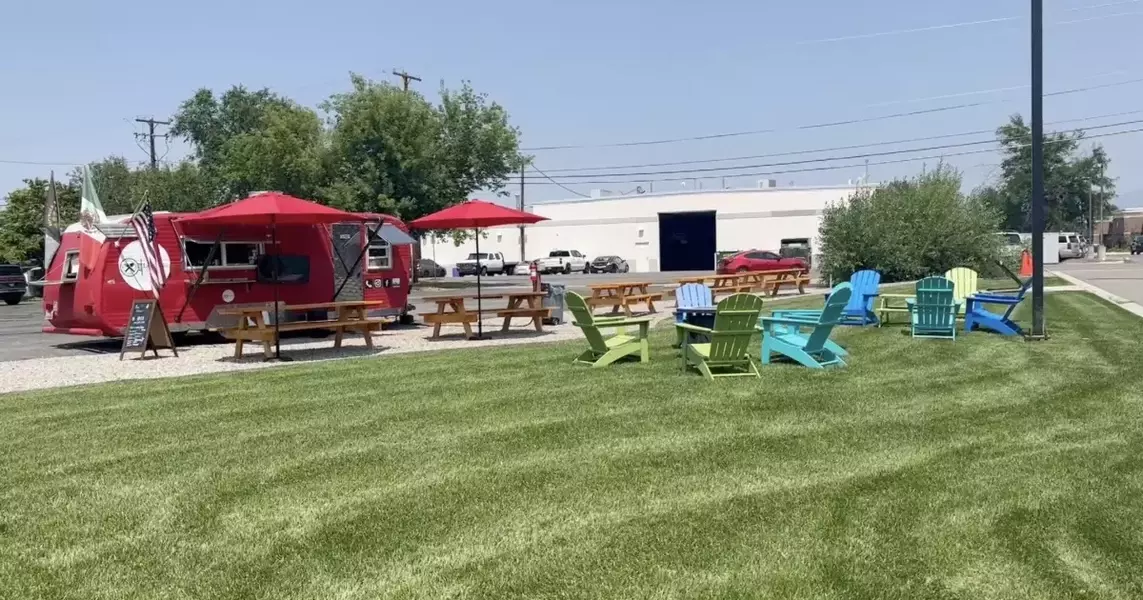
[171, 86, 324, 200]
[978, 115, 1115, 231]
[0, 179, 79, 263]
[322, 74, 524, 222]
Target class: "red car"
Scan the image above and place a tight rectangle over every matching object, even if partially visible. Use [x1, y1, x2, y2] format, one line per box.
[717, 250, 807, 274]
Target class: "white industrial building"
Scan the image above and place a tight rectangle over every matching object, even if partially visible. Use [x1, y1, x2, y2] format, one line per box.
[423, 182, 865, 273]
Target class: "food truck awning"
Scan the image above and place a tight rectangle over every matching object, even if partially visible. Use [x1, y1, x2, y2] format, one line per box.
[373, 223, 416, 245]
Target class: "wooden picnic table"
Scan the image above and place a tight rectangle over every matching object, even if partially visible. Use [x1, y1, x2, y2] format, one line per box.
[675, 268, 810, 297]
[419, 291, 550, 339]
[877, 293, 914, 325]
[216, 300, 387, 359]
[586, 281, 663, 316]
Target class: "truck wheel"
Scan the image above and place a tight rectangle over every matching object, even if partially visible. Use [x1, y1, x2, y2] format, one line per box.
[4, 295, 20, 306]
[563, 264, 572, 274]
[505, 266, 515, 276]
[480, 266, 488, 276]
[583, 264, 590, 274]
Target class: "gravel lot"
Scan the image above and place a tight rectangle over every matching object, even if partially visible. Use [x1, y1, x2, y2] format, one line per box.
[0, 281, 832, 395]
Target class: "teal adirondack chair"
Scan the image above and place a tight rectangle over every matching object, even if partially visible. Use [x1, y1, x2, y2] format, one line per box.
[567, 291, 650, 367]
[676, 293, 765, 380]
[907, 276, 959, 340]
[759, 283, 852, 369]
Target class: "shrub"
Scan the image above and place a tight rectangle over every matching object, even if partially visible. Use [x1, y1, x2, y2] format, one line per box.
[818, 166, 1004, 283]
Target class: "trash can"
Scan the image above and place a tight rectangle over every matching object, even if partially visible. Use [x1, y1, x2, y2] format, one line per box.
[541, 283, 566, 325]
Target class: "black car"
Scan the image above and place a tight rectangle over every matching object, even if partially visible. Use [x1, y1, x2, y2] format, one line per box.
[417, 258, 447, 278]
[1131, 235, 1143, 255]
[0, 264, 27, 305]
[588, 255, 630, 273]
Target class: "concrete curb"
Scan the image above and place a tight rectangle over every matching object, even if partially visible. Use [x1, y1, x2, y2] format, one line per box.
[1049, 270, 1143, 319]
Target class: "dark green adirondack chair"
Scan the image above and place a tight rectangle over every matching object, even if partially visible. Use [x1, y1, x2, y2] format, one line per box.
[676, 293, 765, 380]
[567, 292, 651, 367]
[907, 276, 959, 340]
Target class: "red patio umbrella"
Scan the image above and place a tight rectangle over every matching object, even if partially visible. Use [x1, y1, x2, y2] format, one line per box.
[176, 192, 366, 360]
[410, 200, 548, 339]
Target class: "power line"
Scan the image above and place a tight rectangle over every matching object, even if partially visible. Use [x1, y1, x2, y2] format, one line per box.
[537, 109, 1143, 173]
[530, 165, 590, 197]
[519, 125, 1143, 187]
[520, 75, 1143, 151]
[520, 118, 1143, 181]
[795, 0, 1140, 45]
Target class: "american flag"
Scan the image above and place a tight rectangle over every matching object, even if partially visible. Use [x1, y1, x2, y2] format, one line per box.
[129, 202, 166, 298]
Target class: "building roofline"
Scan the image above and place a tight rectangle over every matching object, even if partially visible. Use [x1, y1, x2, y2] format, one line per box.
[527, 184, 866, 208]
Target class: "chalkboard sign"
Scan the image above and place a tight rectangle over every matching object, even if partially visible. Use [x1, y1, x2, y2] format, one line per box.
[120, 299, 178, 360]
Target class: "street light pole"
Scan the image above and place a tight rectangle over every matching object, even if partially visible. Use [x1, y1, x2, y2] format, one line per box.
[1029, 0, 1047, 339]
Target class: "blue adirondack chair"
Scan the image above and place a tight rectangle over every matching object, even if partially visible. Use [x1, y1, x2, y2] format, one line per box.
[673, 283, 715, 347]
[964, 278, 1031, 336]
[674, 283, 714, 323]
[771, 269, 880, 326]
[907, 276, 959, 340]
[759, 283, 853, 369]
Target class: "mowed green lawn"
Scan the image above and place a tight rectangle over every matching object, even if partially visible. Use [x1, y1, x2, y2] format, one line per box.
[3, 291, 1142, 600]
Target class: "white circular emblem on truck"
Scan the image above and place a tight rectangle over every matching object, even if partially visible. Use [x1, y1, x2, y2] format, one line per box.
[222, 289, 235, 303]
[117, 240, 171, 293]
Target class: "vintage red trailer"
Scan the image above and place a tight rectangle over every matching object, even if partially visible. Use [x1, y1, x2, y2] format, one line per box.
[41, 211, 416, 337]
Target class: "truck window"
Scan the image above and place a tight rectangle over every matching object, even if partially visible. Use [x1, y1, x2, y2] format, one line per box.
[368, 239, 392, 270]
[467, 253, 489, 260]
[63, 252, 80, 280]
[549, 250, 570, 257]
[184, 240, 265, 268]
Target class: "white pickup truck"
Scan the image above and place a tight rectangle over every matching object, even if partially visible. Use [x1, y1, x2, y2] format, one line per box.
[455, 252, 519, 276]
[536, 250, 589, 274]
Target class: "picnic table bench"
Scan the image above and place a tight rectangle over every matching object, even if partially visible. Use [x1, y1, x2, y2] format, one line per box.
[586, 282, 663, 316]
[675, 269, 810, 298]
[216, 300, 387, 359]
[420, 291, 550, 339]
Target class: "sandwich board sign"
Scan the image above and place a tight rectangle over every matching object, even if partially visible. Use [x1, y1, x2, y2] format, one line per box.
[120, 299, 178, 360]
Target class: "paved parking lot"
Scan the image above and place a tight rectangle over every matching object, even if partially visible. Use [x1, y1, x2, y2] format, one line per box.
[0, 300, 121, 362]
[1053, 258, 1143, 304]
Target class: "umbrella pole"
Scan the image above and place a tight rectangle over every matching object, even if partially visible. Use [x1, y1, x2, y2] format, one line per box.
[271, 216, 289, 361]
[475, 227, 485, 340]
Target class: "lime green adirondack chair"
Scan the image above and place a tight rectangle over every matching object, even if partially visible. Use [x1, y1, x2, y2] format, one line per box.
[907, 276, 959, 340]
[943, 267, 978, 316]
[676, 293, 765, 380]
[567, 292, 651, 367]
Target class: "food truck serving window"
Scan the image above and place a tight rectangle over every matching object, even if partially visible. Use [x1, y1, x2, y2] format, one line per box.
[367, 239, 391, 270]
[183, 240, 263, 269]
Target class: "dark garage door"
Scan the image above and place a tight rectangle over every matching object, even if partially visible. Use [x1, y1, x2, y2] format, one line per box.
[658, 211, 716, 271]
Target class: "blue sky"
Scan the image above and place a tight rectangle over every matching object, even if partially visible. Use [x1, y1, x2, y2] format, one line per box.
[1, 0, 1140, 207]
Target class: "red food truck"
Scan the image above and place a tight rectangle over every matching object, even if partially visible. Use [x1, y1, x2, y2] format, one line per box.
[41, 210, 416, 337]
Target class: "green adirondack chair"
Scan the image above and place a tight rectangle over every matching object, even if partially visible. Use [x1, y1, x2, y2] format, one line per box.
[907, 276, 959, 340]
[567, 291, 651, 367]
[676, 293, 765, 380]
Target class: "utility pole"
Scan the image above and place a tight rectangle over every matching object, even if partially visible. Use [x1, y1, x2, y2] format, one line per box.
[391, 69, 421, 91]
[518, 161, 526, 262]
[134, 117, 170, 169]
[1098, 162, 1106, 248]
[1029, 0, 1047, 339]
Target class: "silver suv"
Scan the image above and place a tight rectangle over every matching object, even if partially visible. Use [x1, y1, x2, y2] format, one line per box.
[1058, 233, 1085, 260]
